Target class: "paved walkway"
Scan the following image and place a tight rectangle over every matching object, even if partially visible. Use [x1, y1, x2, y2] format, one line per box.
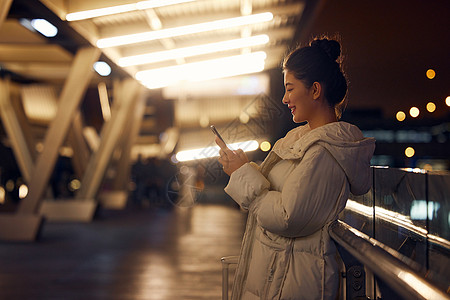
[0, 203, 246, 300]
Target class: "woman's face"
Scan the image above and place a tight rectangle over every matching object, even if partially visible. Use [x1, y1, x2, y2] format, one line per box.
[282, 71, 315, 123]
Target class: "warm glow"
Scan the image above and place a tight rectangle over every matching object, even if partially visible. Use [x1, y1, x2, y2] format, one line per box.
[136, 51, 266, 89]
[66, 0, 194, 21]
[119, 35, 269, 67]
[69, 179, 81, 191]
[260, 141, 271, 152]
[96, 12, 273, 48]
[426, 102, 436, 113]
[409, 107, 420, 118]
[426, 69, 436, 79]
[446, 96, 450, 107]
[405, 147, 415, 158]
[5, 180, 14, 192]
[175, 140, 259, 162]
[239, 112, 250, 124]
[18, 184, 28, 199]
[396, 111, 406, 121]
[422, 164, 433, 171]
[0, 186, 5, 204]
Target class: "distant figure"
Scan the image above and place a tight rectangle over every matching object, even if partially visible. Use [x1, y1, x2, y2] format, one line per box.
[215, 37, 375, 299]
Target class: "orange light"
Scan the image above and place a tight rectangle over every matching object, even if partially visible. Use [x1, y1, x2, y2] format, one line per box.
[396, 111, 406, 121]
[446, 96, 450, 107]
[409, 107, 420, 118]
[405, 147, 415, 158]
[426, 102, 436, 113]
[426, 69, 435, 79]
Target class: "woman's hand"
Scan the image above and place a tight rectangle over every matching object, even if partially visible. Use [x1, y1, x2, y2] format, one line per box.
[215, 137, 249, 176]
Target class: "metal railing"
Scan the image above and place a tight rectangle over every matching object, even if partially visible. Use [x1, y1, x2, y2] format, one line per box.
[328, 220, 450, 300]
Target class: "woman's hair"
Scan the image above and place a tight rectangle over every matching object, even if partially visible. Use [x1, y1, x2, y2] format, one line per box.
[283, 37, 348, 119]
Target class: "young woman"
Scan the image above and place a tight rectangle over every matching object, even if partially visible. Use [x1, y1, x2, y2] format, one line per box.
[216, 37, 375, 299]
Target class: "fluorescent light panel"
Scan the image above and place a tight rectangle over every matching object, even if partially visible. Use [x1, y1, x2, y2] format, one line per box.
[119, 34, 269, 67]
[30, 19, 58, 37]
[176, 140, 259, 162]
[97, 12, 273, 48]
[136, 51, 266, 89]
[66, 0, 195, 21]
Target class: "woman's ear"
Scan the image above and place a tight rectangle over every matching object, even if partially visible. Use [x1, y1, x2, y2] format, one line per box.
[311, 82, 322, 100]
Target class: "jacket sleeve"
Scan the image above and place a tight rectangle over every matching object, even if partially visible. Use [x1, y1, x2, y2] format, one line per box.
[224, 162, 270, 209]
[250, 145, 348, 238]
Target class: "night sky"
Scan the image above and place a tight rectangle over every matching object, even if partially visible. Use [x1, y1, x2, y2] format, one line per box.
[303, 0, 450, 120]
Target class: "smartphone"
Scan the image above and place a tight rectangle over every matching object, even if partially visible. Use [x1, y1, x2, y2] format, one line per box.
[210, 125, 228, 146]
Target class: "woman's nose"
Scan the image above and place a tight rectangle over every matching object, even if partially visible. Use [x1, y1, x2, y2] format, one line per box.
[282, 93, 288, 104]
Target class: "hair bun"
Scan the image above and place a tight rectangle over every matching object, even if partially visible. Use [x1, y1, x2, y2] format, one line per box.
[310, 38, 341, 62]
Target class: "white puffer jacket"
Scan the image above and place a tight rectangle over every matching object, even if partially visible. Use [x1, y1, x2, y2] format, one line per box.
[225, 122, 375, 300]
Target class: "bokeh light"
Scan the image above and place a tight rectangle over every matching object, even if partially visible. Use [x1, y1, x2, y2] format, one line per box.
[18, 184, 28, 199]
[405, 147, 415, 158]
[446, 96, 450, 107]
[426, 102, 436, 113]
[426, 69, 435, 79]
[396, 111, 406, 121]
[260, 141, 271, 152]
[0, 186, 5, 204]
[409, 107, 420, 118]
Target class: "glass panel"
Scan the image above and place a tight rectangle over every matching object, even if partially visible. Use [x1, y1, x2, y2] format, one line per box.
[339, 167, 375, 236]
[373, 168, 427, 266]
[427, 171, 450, 291]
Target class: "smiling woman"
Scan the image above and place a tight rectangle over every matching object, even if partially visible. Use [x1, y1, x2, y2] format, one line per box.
[214, 37, 375, 299]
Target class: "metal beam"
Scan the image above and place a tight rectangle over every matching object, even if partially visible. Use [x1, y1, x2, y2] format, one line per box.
[76, 78, 142, 200]
[18, 47, 101, 214]
[0, 79, 34, 182]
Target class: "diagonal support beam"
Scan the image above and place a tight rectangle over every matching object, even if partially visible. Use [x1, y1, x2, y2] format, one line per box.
[18, 47, 101, 214]
[0, 79, 34, 182]
[76, 78, 142, 200]
[67, 112, 91, 178]
[0, 0, 12, 29]
[112, 95, 145, 190]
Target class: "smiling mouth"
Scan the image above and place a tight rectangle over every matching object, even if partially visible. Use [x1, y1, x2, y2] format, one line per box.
[289, 106, 296, 114]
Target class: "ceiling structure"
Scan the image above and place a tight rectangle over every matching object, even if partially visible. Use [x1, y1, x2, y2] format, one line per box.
[1, 0, 320, 156]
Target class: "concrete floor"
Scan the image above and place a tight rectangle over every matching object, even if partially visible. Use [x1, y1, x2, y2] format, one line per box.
[0, 202, 246, 300]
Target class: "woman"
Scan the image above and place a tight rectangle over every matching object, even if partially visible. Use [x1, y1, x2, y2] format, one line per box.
[216, 37, 375, 299]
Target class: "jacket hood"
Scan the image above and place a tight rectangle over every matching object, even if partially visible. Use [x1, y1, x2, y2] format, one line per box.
[273, 122, 375, 195]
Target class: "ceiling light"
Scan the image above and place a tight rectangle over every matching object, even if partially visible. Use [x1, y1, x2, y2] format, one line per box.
[119, 35, 269, 67]
[66, 0, 194, 21]
[136, 51, 266, 89]
[30, 19, 58, 37]
[97, 12, 273, 48]
[93, 61, 112, 76]
[136, 0, 194, 10]
[66, 4, 135, 21]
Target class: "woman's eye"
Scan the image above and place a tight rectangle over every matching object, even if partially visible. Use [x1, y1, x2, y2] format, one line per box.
[287, 89, 293, 92]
